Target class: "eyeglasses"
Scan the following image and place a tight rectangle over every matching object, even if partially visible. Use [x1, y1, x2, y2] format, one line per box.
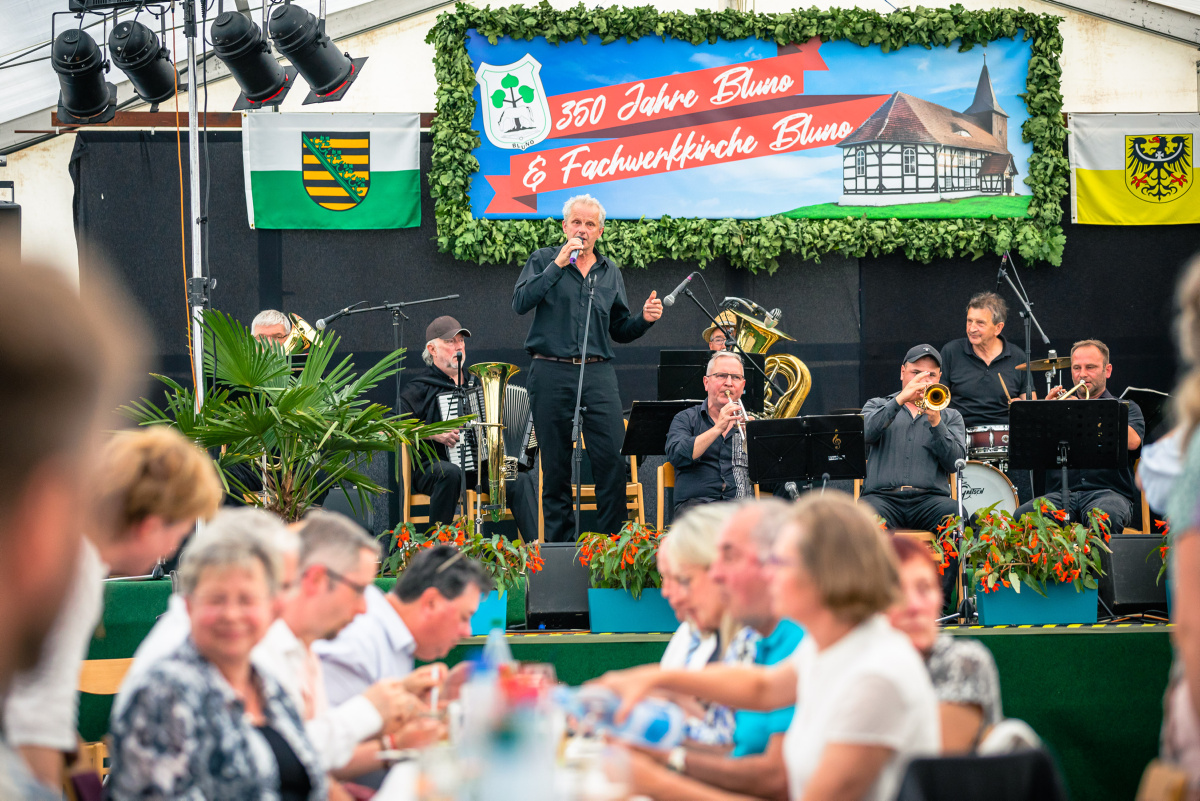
[323, 566, 370, 596]
[763, 553, 799, 569]
[709, 372, 745, 382]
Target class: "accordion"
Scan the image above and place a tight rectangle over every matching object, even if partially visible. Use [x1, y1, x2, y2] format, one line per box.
[436, 384, 538, 473]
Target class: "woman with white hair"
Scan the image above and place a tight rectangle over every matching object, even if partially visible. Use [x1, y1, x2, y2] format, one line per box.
[109, 510, 324, 800]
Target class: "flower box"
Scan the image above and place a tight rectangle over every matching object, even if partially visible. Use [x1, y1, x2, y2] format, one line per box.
[587, 588, 679, 633]
[976, 582, 1098, 626]
[472, 590, 508, 635]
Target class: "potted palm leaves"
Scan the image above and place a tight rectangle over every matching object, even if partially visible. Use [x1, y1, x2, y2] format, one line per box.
[122, 310, 460, 522]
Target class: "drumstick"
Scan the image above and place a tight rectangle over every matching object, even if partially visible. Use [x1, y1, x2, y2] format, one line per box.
[998, 374, 1012, 402]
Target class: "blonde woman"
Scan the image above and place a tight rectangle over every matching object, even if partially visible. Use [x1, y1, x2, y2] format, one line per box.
[600, 493, 939, 801]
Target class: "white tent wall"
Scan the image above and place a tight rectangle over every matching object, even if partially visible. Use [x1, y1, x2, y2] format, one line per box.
[6, 0, 1200, 281]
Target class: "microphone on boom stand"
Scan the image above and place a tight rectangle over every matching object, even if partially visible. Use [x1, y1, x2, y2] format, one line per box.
[663, 272, 698, 307]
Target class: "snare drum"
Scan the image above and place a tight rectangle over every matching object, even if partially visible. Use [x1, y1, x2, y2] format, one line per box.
[958, 461, 1019, 518]
[966, 424, 1010, 462]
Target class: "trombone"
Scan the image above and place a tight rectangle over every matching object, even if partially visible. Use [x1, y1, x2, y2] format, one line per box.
[915, 383, 951, 414]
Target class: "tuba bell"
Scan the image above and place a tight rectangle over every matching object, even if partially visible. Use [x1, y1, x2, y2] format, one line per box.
[284, 314, 319, 354]
[763, 354, 812, 418]
[468, 362, 520, 522]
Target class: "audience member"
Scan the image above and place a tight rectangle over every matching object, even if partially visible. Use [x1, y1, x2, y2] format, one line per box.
[629, 499, 803, 801]
[5, 427, 222, 788]
[600, 493, 939, 801]
[1161, 255, 1200, 790]
[658, 503, 739, 671]
[660, 502, 740, 746]
[109, 509, 325, 799]
[0, 260, 143, 801]
[888, 536, 1002, 753]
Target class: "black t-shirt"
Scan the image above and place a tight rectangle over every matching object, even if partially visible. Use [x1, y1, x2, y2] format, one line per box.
[941, 336, 1029, 428]
[1044, 390, 1145, 505]
[256, 724, 312, 801]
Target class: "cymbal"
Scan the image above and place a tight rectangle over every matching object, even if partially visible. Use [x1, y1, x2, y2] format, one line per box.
[1016, 357, 1072, 372]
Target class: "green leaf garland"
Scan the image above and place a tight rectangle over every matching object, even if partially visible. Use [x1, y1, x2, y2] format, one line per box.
[427, 2, 1067, 270]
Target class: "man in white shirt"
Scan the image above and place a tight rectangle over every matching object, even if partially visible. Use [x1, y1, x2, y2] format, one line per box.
[316, 544, 489, 706]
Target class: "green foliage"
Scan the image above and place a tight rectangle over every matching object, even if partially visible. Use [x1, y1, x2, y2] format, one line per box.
[379, 520, 545, 595]
[426, 2, 1067, 270]
[577, 522, 662, 600]
[121, 310, 463, 522]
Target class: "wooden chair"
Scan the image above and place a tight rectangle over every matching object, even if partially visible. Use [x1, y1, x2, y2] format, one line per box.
[539, 420, 646, 535]
[1123, 488, 1154, 536]
[852, 475, 958, 547]
[657, 461, 760, 530]
[76, 657, 134, 779]
[400, 442, 435, 527]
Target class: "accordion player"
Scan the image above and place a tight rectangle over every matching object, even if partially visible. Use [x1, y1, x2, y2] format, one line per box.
[398, 317, 540, 539]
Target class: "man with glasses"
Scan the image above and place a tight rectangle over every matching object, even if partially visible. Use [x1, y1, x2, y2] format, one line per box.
[665, 352, 753, 515]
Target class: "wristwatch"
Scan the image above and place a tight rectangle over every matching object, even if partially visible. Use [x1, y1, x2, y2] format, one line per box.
[667, 746, 687, 774]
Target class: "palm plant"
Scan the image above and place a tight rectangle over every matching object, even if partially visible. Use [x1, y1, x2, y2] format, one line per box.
[122, 310, 462, 522]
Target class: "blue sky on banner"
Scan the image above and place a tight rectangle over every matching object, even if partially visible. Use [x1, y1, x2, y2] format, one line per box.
[466, 32, 1034, 219]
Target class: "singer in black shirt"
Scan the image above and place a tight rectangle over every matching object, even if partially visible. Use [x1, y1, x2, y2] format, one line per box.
[512, 196, 661, 542]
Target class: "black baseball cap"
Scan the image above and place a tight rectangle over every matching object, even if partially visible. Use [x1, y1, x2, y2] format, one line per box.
[425, 316, 471, 341]
[904, 344, 942, 367]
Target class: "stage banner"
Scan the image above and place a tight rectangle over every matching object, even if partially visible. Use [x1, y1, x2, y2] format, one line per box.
[468, 35, 1034, 221]
[1069, 113, 1200, 225]
[243, 112, 420, 230]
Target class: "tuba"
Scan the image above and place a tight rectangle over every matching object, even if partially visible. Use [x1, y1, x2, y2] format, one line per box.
[719, 308, 812, 419]
[284, 313, 319, 354]
[468, 362, 520, 522]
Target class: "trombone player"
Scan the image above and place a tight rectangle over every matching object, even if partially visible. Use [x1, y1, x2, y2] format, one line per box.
[860, 346, 968, 570]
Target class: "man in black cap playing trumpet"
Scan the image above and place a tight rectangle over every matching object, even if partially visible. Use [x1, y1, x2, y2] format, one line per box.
[859, 345, 968, 535]
[398, 316, 538, 539]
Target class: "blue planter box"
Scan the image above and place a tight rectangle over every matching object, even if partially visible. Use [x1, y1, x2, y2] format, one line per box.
[471, 591, 508, 635]
[588, 588, 679, 633]
[976, 582, 1098, 626]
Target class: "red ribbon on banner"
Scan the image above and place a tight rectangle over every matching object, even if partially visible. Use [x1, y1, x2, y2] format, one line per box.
[485, 94, 888, 213]
[547, 38, 828, 140]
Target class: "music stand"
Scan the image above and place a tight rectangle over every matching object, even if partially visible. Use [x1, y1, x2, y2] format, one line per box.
[1121, 387, 1169, 446]
[621, 400, 696, 457]
[745, 415, 866, 487]
[1009, 399, 1129, 522]
[657, 350, 766, 414]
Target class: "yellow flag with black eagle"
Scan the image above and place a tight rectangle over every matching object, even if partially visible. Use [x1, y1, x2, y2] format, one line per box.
[1069, 112, 1200, 225]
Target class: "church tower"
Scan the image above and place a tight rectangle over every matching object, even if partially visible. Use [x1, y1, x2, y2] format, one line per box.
[964, 59, 1008, 150]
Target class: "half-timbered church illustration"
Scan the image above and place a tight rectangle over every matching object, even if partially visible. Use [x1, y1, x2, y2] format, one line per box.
[837, 60, 1017, 206]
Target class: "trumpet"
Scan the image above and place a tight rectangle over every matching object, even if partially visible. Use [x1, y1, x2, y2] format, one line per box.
[915, 383, 951, 414]
[1058, 380, 1090, 400]
[725, 390, 748, 439]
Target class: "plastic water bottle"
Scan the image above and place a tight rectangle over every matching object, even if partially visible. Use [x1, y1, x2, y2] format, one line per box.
[481, 627, 513, 670]
[555, 686, 685, 750]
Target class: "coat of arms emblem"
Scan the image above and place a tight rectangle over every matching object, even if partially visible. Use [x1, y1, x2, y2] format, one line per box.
[475, 54, 551, 150]
[301, 132, 370, 211]
[1126, 134, 1191, 203]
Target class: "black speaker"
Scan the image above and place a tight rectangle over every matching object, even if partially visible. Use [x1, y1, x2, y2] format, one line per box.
[1098, 534, 1168, 615]
[525, 543, 590, 630]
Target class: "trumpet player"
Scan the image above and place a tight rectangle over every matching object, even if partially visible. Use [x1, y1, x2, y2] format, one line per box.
[1014, 339, 1145, 530]
[861, 346, 968, 586]
[665, 352, 754, 516]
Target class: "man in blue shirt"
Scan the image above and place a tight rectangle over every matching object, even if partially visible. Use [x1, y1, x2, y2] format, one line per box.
[631, 499, 802, 799]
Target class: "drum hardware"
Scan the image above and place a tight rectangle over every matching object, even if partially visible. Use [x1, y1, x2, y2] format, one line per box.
[915, 383, 950, 414]
[1015, 356, 1073, 372]
[1059, 380, 1091, 400]
[958, 461, 1019, 518]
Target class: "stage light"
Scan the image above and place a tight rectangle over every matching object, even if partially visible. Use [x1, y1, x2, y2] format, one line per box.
[52, 28, 117, 124]
[108, 21, 177, 105]
[267, 2, 366, 105]
[210, 11, 296, 111]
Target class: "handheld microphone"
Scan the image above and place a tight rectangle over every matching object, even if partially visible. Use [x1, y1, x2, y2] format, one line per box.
[784, 482, 800, 500]
[570, 248, 582, 265]
[820, 473, 830, 495]
[663, 272, 698, 307]
[954, 458, 967, 472]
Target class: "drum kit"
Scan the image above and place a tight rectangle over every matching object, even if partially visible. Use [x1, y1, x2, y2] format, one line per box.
[958, 355, 1067, 517]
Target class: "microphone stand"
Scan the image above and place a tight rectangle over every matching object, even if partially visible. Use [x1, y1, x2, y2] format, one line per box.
[997, 252, 1050, 506]
[333, 294, 461, 527]
[939, 467, 974, 624]
[571, 274, 596, 543]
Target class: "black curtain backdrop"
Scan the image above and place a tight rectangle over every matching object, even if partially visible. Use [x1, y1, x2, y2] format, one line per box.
[71, 129, 1185, 422]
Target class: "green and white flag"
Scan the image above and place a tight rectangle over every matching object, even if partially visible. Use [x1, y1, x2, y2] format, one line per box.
[243, 112, 420, 230]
